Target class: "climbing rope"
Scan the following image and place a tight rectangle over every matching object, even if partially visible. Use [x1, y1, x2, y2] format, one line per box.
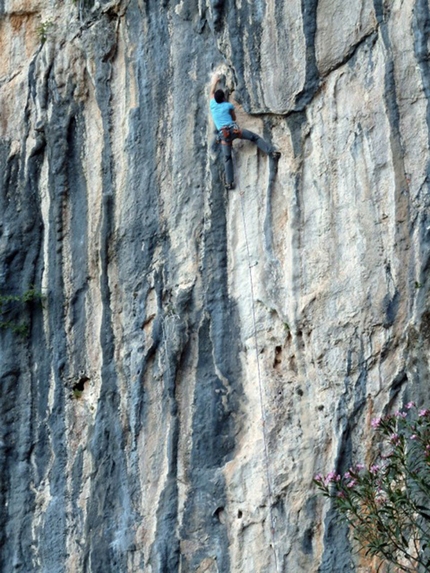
[238, 190, 281, 573]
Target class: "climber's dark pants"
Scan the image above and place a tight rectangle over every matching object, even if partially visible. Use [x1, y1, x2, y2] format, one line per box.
[221, 128, 274, 185]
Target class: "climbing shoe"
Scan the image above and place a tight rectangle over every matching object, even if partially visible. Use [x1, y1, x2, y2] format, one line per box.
[271, 150, 281, 160]
[225, 182, 235, 191]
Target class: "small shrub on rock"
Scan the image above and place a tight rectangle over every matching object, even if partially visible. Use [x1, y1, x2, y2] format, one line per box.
[315, 403, 430, 572]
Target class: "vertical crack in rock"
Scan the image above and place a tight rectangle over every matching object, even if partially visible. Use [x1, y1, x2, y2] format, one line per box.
[318, 511, 351, 573]
[179, 166, 242, 570]
[371, 0, 412, 343]
[33, 66, 93, 572]
[149, 292, 190, 572]
[81, 16, 134, 573]
[66, 114, 89, 371]
[211, 0, 225, 31]
[319, 338, 369, 572]
[295, 0, 320, 109]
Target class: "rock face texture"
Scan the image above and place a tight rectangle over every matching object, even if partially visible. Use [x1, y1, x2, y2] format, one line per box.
[1, 0, 430, 571]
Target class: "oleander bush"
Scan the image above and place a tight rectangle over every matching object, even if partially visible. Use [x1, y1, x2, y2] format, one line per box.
[315, 403, 430, 572]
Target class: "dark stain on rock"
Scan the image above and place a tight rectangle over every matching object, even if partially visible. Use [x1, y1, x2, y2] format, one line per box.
[420, 310, 430, 341]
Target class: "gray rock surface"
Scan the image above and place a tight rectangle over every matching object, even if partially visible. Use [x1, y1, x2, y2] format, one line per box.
[1, 0, 430, 571]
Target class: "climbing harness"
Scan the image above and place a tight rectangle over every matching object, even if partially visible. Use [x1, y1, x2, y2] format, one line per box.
[218, 123, 242, 145]
[238, 190, 281, 573]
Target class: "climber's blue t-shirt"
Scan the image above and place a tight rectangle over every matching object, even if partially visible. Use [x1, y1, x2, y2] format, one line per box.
[210, 99, 235, 130]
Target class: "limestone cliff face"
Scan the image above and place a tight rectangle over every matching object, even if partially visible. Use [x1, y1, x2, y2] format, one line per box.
[1, 0, 430, 571]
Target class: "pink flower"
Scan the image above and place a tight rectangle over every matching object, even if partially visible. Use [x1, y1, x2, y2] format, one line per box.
[410, 434, 418, 440]
[324, 471, 339, 485]
[390, 433, 400, 444]
[419, 409, 429, 417]
[347, 479, 357, 488]
[314, 473, 323, 482]
[337, 491, 346, 498]
[395, 410, 407, 418]
[371, 417, 382, 429]
[405, 402, 416, 409]
[355, 464, 365, 471]
[344, 471, 351, 479]
[370, 464, 380, 475]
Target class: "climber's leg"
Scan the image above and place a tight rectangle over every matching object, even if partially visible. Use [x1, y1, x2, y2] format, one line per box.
[240, 129, 278, 157]
[221, 142, 234, 187]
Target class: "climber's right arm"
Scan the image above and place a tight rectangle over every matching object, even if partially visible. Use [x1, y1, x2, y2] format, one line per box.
[210, 73, 220, 98]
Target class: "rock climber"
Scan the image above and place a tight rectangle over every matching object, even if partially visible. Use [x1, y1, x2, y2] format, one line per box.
[209, 72, 280, 190]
